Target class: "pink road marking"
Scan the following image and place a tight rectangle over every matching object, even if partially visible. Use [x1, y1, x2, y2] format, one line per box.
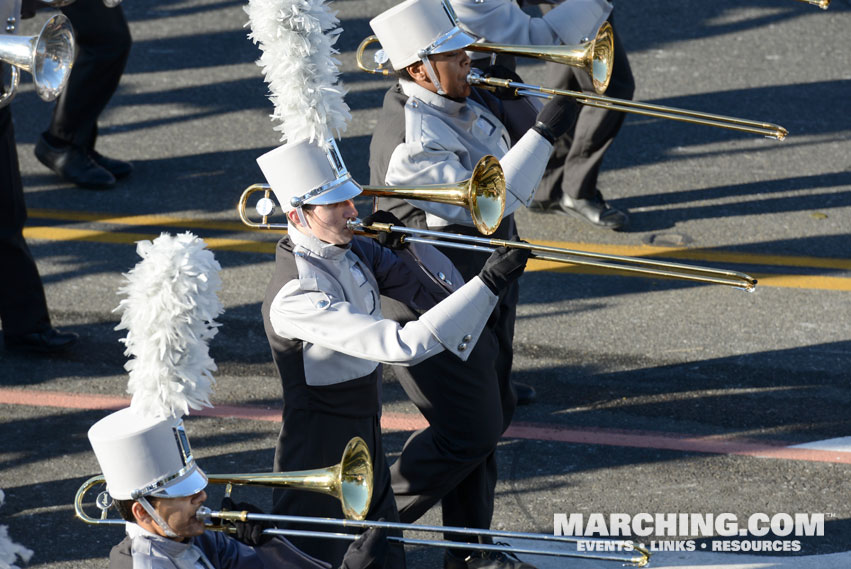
[2, 388, 848, 464]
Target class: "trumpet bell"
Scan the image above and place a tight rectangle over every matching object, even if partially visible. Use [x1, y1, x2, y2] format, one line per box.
[0, 15, 75, 108]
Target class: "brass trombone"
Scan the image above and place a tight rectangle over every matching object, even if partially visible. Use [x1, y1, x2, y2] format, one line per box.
[196, 508, 651, 567]
[349, 219, 758, 291]
[356, 35, 788, 140]
[239, 154, 506, 236]
[356, 22, 613, 95]
[75, 437, 374, 523]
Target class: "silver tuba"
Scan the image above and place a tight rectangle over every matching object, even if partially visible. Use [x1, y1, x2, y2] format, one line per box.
[0, 14, 75, 109]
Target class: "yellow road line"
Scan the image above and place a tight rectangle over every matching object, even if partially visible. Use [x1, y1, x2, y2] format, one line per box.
[22, 214, 851, 292]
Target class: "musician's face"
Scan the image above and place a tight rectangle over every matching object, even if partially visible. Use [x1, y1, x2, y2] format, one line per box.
[293, 200, 359, 245]
[410, 49, 471, 99]
[136, 490, 208, 541]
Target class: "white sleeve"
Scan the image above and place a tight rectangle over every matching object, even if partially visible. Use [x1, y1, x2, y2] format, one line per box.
[500, 130, 553, 213]
[269, 278, 497, 365]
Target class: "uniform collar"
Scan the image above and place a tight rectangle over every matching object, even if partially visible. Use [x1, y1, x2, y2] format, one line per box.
[401, 81, 467, 117]
[288, 225, 351, 262]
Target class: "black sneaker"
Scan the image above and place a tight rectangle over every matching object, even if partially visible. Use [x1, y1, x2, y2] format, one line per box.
[444, 545, 538, 569]
[4, 328, 79, 354]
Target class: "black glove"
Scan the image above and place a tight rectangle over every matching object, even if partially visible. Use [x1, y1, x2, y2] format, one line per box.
[362, 211, 407, 251]
[339, 525, 388, 569]
[478, 245, 531, 295]
[482, 64, 523, 100]
[532, 94, 577, 143]
[221, 497, 273, 547]
[21, 0, 45, 18]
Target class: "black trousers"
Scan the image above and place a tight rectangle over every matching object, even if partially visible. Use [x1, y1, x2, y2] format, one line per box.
[47, 0, 131, 149]
[380, 215, 519, 539]
[272, 410, 407, 569]
[534, 17, 635, 202]
[0, 106, 51, 337]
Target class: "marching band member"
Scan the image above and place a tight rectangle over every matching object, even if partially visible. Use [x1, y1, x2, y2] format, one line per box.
[257, 137, 530, 569]
[366, 1, 574, 567]
[1, 3, 78, 354]
[87, 407, 388, 569]
[449, 0, 634, 229]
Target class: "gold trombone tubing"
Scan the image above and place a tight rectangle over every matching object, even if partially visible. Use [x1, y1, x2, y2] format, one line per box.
[349, 220, 758, 291]
[197, 508, 651, 567]
[467, 71, 788, 140]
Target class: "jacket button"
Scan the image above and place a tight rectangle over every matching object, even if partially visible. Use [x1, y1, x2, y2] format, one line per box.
[462, 334, 472, 342]
[457, 342, 468, 351]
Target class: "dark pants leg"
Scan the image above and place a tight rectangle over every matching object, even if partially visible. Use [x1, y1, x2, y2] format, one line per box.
[534, 18, 635, 202]
[0, 107, 51, 336]
[48, 0, 131, 149]
[272, 410, 407, 569]
[385, 219, 519, 538]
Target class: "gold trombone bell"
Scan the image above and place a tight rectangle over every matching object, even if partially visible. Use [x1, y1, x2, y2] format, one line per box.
[466, 21, 614, 94]
[74, 436, 374, 523]
[356, 23, 613, 94]
[238, 154, 506, 236]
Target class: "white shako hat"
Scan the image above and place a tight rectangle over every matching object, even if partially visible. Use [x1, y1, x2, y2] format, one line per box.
[369, 0, 477, 71]
[256, 137, 362, 214]
[87, 407, 208, 501]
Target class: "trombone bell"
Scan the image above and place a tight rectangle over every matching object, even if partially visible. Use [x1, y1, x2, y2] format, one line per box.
[466, 21, 614, 95]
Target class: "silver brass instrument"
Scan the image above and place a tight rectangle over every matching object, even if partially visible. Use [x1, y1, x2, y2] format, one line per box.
[356, 22, 613, 95]
[75, 436, 374, 522]
[197, 508, 651, 567]
[0, 14, 74, 109]
[239, 154, 506, 236]
[356, 33, 787, 140]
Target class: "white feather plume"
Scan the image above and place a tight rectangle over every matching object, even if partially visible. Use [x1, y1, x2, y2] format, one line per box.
[245, 0, 351, 148]
[0, 490, 33, 569]
[114, 232, 224, 420]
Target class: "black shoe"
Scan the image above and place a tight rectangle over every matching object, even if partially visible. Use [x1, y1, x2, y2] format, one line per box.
[4, 328, 79, 354]
[553, 190, 628, 230]
[35, 135, 116, 189]
[91, 150, 133, 179]
[513, 381, 536, 406]
[445, 546, 537, 569]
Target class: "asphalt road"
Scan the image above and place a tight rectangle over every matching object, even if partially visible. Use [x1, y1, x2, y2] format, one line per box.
[1, 0, 850, 568]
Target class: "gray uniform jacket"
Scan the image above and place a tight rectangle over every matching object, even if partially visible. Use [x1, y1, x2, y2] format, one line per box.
[451, 0, 612, 49]
[109, 525, 329, 569]
[385, 81, 552, 230]
[2, 0, 21, 37]
[266, 227, 498, 387]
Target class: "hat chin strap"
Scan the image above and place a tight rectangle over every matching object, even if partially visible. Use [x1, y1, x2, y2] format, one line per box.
[421, 57, 446, 96]
[138, 496, 179, 539]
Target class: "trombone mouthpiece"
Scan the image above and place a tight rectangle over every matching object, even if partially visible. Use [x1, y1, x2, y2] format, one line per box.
[196, 506, 213, 524]
[346, 219, 362, 231]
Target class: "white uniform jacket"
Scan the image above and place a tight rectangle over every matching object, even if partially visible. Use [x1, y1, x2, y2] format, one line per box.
[450, 0, 612, 49]
[110, 524, 329, 569]
[385, 81, 552, 230]
[266, 227, 498, 388]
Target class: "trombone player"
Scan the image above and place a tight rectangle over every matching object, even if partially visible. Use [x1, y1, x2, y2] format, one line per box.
[86, 407, 389, 569]
[367, 0, 574, 567]
[449, 0, 634, 229]
[256, 137, 529, 569]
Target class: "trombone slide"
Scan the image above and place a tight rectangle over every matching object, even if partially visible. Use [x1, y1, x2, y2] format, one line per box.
[468, 73, 788, 140]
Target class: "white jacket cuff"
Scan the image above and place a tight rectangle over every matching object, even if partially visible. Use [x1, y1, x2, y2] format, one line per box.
[500, 129, 553, 213]
[419, 277, 497, 361]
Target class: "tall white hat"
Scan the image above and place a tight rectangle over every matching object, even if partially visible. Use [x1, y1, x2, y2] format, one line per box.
[88, 407, 208, 501]
[369, 0, 478, 70]
[256, 137, 361, 213]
